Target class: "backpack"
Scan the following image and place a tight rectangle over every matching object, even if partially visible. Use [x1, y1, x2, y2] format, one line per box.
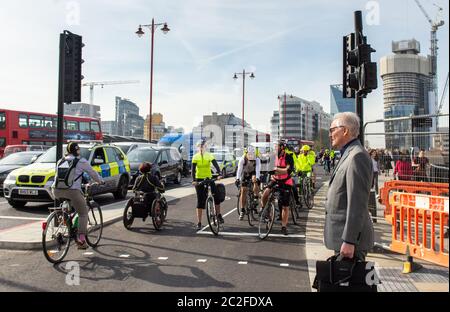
[54, 157, 83, 189]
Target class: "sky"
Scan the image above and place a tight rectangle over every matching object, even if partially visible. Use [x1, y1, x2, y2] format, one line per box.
[0, 0, 449, 147]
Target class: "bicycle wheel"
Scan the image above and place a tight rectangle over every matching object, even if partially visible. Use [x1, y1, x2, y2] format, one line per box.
[290, 191, 299, 225]
[246, 193, 256, 227]
[151, 199, 164, 231]
[258, 201, 275, 240]
[42, 210, 71, 264]
[206, 196, 219, 236]
[123, 198, 134, 230]
[86, 201, 103, 248]
[303, 179, 314, 210]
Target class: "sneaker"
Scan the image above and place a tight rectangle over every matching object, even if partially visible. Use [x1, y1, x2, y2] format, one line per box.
[196, 223, 202, 231]
[281, 226, 288, 236]
[239, 212, 244, 221]
[76, 240, 88, 250]
[217, 214, 224, 224]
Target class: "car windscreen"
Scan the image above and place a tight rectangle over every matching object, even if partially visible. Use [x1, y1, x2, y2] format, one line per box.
[114, 144, 131, 154]
[213, 153, 224, 162]
[0, 153, 39, 166]
[127, 149, 158, 163]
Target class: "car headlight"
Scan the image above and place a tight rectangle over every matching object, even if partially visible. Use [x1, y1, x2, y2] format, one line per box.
[47, 176, 54, 182]
[5, 173, 16, 182]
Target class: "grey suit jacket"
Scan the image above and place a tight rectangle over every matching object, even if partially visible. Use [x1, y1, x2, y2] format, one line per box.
[324, 140, 374, 252]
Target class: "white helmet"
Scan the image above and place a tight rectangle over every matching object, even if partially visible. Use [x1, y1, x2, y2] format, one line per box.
[246, 146, 256, 160]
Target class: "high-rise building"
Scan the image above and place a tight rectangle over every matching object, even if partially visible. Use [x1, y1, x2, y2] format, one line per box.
[115, 96, 144, 138]
[270, 111, 280, 142]
[101, 121, 117, 136]
[144, 113, 166, 141]
[380, 39, 433, 151]
[330, 84, 355, 116]
[276, 95, 331, 141]
[64, 103, 101, 119]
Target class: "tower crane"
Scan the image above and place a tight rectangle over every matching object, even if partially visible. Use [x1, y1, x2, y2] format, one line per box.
[438, 72, 449, 115]
[413, 0, 444, 118]
[82, 80, 140, 104]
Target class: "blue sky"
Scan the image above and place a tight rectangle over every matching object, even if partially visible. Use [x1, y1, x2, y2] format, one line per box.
[0, 0, 448, 145]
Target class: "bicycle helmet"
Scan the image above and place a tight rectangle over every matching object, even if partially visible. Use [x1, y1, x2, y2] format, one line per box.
[196, 139, 207, 148]
[246, 146, 256, 160]
[275, 139, 287, 149]
[301, 145, 311, 152]
[66, 142, 79, 155]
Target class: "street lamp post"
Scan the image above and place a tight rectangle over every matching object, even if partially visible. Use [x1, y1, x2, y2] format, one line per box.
[233, 70, 255, 149]
[136, 19, 170, 142]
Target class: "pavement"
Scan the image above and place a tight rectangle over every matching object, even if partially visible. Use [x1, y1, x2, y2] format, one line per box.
[305, 171, 449, 292]
[0, 172, 448, 292]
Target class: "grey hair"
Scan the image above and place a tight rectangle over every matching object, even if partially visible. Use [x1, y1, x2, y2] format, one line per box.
[333, 112, 360, 138]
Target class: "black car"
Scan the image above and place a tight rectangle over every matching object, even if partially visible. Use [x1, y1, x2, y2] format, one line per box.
[0, 151, 43, 196]
[127, 146, 183, 187]
[112, 142, 155, 155]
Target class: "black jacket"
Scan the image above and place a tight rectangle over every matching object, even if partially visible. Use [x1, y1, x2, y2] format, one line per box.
[132, 173, 165, 193]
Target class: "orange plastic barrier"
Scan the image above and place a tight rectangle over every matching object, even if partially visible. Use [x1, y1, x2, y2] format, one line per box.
[390, 192, 449, 267]
[379, 181, 449, 223]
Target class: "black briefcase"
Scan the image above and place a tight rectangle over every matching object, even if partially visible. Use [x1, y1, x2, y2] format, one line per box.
[312, 255, 378, 292]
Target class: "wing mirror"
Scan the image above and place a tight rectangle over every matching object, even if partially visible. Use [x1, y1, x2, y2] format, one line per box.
[93, 158, 104, 165]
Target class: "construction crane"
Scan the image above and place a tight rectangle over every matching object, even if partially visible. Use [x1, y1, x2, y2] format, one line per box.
[413, 0, 445, 118]
[438, 72, 449, 114]
[82, 80, 140, 104]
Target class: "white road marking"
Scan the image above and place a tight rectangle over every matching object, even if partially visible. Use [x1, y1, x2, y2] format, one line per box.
[197, 231, 305, 238]
[9, 264, 20, 267]
[83, 252, 94, 256]
[280, 263, 290, 267]
[196, 259, 207, 263]
[0, 216, 46, 221]
[119, 254, 130, 258]
[157, 257, 168, 260]
[238, 261, 248, 265]
[200, 207, 237, 232]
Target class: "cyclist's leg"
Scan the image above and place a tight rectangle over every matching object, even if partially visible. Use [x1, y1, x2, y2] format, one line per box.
[261, 181, 274, 208]
[195, 183, 206, 226]
[55, 189, 87, 244]
[240, 185, 248, 213]
[279, 187, 290, 229]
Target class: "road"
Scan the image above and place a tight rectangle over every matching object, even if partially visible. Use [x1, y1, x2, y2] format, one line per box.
[0, 169, 329, 292]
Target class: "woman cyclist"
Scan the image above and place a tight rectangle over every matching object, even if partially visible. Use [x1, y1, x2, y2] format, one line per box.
[191, 139, 223, 231]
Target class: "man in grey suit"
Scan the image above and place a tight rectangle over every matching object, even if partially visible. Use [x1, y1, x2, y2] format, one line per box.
[324, 112, 374, 260]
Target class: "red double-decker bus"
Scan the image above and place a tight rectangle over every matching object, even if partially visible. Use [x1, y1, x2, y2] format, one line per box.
[0, 109, 103, 157]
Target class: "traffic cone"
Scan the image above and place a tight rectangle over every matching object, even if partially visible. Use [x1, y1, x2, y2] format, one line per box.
[402, 246, 422, 274]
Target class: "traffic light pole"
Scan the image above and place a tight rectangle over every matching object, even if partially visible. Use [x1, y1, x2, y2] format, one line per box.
[354, 11, 365, 146]
[56, 31, 67, 162]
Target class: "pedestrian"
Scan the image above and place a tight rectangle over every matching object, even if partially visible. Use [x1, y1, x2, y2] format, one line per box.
[393, 151, 413, 181]
[413, 149, 429, 182]
[383, 150, 393, 177]
[325, 112, 374, 260]
[370, 150, 380, 195]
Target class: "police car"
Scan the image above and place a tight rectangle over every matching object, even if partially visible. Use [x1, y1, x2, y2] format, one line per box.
[3, 143, 130, 208]
[212, 152, 238, 178]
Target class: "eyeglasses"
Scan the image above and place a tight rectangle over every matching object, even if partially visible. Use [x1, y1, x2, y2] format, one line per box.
[328, 126, 345, 134]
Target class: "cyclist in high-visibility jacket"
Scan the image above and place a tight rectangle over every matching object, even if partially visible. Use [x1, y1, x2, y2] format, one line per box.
[330, 149, 336, 169]
[297, 145, 317, 188]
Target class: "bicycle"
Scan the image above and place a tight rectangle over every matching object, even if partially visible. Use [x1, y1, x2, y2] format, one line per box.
[42, 183, 103, 264]
[297, 171, 314, 210]
[197, 176, 221, 236]
[123, 188, 168, 231]
[236, 179, 260, 227]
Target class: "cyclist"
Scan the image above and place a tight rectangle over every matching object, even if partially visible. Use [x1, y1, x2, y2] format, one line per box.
[330, 149, 336, 170]
[297, 145, 316, 190]
[261, 139, 295, 235]
[322, 149, 331, 174]
[191, 139, 223, 231]
[132, 162, 165, 215]
[235, 146, 261, 220]
[52, 142, 105, 250]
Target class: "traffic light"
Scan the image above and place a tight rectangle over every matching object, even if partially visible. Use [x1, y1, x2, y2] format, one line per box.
[343, 33, 357, 98]
[343, 34, 377, 97]
[62, 31, 84, 103]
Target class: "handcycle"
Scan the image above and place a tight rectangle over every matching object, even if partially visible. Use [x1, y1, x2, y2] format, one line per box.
[42, 183, 103, 264]
[123, 187, 168, 231]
